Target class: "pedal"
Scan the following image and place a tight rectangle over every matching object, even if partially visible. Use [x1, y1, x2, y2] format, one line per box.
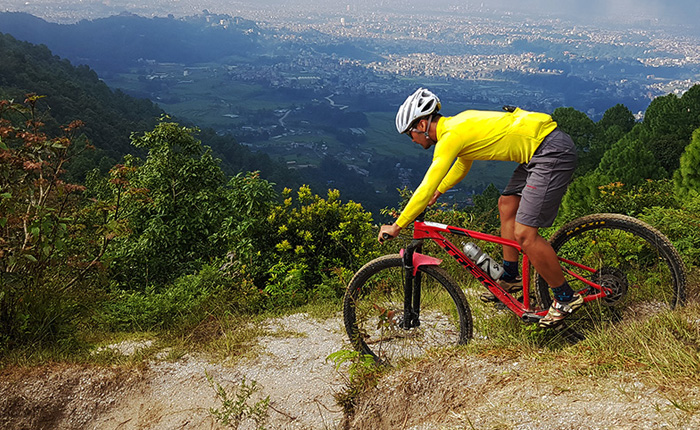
[520, 313, 542, 323]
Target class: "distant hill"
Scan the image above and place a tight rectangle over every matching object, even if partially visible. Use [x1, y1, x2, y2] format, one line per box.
[0, 31, 162, 160]
[0, 12, 263, 72]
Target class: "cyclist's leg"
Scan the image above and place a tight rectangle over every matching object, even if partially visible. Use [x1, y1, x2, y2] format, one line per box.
[498, 194, 520, 262]
[513, 223, 564, 287]
[499, 164, 527, 263]
[514, 129, 579, 325]
[537, 213, 686, 333]
[515, 223, 584, 326]
[480, 193, 523, 302]
[514, 129, 576, 230]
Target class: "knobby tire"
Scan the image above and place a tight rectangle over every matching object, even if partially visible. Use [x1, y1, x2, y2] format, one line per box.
[537, 213, 686, 335]
[343, 254, 472, 365]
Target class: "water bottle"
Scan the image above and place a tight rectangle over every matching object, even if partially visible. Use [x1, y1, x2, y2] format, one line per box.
[463, 242, 504, 280]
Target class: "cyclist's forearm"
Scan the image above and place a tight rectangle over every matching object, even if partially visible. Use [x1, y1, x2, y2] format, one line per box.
[438, 159, 473, 193]
[398, 188, 432, 227]
[396, 212, 416, 228]
[428, 190, 442, 205]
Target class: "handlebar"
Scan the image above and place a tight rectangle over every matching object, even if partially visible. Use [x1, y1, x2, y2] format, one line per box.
[379, 210, 429, 243]
[379, 232, 393, 244]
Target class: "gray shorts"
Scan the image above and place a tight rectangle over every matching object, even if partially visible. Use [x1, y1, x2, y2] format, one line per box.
[502, 128, 577, 228]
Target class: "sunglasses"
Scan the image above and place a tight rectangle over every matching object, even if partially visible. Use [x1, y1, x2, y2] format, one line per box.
[405, 122, 420, 138]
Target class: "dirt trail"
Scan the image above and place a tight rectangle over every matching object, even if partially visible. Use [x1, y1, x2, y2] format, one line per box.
[1, 314, 348, 430]
[1, 313, 699, 430]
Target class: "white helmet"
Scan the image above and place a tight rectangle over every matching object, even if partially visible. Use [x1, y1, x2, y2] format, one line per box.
[395, 88, 441, 134]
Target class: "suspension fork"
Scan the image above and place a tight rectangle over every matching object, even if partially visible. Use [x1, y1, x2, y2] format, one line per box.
[402, 239, 424, 329]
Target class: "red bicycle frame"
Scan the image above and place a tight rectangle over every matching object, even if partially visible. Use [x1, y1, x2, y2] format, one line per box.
[410, 219, 612, 321]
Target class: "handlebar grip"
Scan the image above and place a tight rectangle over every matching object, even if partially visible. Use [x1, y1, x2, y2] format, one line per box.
[381, 232, 393, 242]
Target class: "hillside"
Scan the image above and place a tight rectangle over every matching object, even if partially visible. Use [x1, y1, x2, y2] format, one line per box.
[0, 32, 161, 159]
[0, 31, 307, 188]
[2, 10, 700, 430]
[0, 11, 523, 212]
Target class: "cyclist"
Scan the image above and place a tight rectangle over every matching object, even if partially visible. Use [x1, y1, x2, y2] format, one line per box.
[379, 88, 581, 328]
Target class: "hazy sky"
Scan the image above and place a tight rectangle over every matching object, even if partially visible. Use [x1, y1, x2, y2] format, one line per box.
[3, 0, 700, 27]
[487, 0, 700, 22]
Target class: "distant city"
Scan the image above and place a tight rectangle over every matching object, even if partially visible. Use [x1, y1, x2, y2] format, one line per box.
[4, 0, 699, 114]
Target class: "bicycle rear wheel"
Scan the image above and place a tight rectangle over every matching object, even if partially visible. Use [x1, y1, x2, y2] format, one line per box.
[537, 213, 686, 334]
[344, 254, 472, 365]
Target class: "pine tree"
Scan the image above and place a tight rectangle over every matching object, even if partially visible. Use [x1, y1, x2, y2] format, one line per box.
[673, 128, 700, 196]
[598, 135, 666, 186]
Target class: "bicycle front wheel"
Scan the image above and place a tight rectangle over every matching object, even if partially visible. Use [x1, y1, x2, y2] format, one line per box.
[537, 213, 686, 333]
[343, 254, 472, 365]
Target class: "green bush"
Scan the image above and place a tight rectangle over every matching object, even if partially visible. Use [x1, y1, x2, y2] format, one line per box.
[99, 265, 263, 332]
[235, 185, 380, 306]
[561, 177, 680, 221]
[94, 121, 235, 289]
[593, 179, 680, 217]
[639, 196, 700, 267]
[263, 261, 309, 309]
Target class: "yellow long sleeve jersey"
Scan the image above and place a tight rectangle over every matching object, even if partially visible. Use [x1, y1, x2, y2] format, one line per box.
[396, 108, 558, 228]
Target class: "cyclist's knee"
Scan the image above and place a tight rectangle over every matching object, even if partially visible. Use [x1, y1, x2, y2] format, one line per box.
[498, 195, 519, 219]
[513, 223, 539, 249]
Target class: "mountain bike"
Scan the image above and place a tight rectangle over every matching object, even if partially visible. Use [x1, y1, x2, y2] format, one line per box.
[343, 212, 687, 365]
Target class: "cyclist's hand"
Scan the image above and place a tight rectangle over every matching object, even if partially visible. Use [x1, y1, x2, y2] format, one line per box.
[379, 224, 401, 243]
[428, 190, 442, 206]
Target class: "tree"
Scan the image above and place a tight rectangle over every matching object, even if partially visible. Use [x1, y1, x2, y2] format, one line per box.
[0, 96, 105, 349]
[560, 170, 610, 220]
[598, 103, 635, 133]
[643, 93, 691, 174]
[644, 93, 687, 138]
[552, 106, 598, 151]
[597, 134, 666, 186]
[673, 128, 700, 196]
[468, 183, 502, 232]
[552, 107, 600, 175]
[101, 121, 232, 288]
[680, 85, 700, 137]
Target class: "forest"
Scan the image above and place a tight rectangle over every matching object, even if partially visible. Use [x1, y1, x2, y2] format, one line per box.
[2, 31, 700, 360]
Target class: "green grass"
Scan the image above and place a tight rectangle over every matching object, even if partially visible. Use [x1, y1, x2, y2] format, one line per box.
[455, 294, 700, 387]
[364, 112, 423, 158]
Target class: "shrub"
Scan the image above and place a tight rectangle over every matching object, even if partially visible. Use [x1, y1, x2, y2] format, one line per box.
[591, 179, 680, 217]
[95, 121, 234, 289]
[99, 264, 263, 332]
[0, 96, 105, 352]
[233, 185, 379, 305]
[639, 195, 700, 267]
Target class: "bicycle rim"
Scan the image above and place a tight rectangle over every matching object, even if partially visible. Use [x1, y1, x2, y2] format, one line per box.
[537, 213, 686, 335]
[344, 254, 472, 365]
